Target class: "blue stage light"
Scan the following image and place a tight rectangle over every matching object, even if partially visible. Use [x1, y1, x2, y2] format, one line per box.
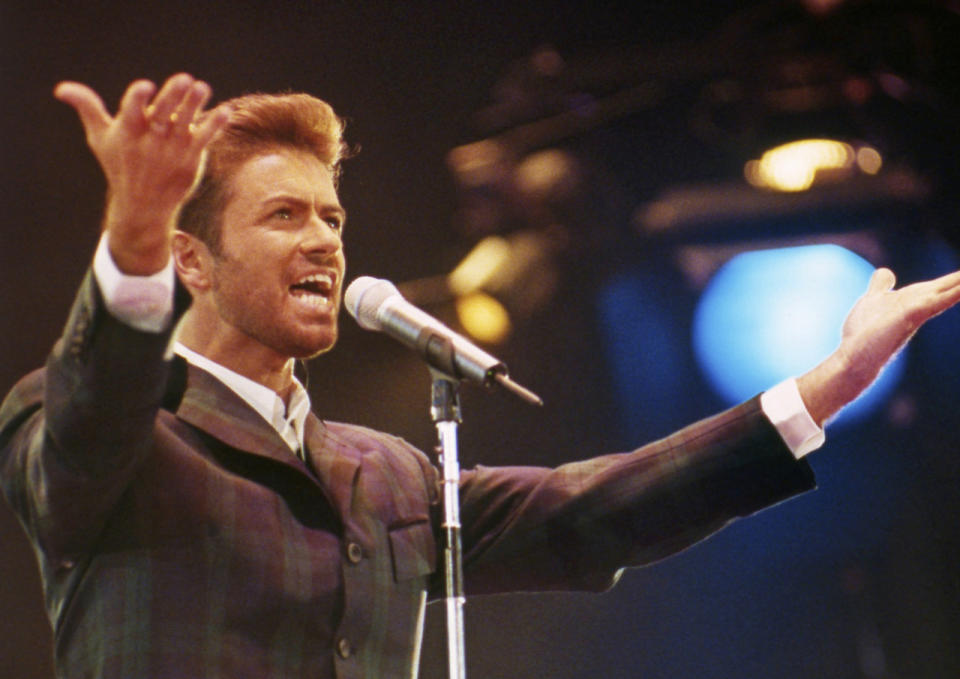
[692, 244, 906, 425]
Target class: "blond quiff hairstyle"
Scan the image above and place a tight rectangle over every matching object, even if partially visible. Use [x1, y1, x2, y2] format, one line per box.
[178, 92, 349, 251]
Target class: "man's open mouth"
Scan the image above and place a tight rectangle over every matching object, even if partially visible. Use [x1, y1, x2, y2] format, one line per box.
[290, 273, 335, 307]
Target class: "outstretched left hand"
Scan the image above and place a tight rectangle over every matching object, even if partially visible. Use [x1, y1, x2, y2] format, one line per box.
[798, 266, 960, 425]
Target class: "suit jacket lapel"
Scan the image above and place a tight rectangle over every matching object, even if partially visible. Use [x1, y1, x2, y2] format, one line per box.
[175, 362, 362, 522]
[175, 364, 298, 467]
[303, 415, 363, 526]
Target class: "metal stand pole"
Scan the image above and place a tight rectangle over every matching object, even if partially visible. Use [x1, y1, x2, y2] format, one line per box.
[431, 373, 467, 679]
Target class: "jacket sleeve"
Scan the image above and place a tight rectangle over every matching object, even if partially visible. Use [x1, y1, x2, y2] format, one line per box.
[0, 269, 184, 567]
[454, 396, 816, 596]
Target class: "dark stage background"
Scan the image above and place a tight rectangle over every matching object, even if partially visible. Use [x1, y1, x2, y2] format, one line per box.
[2, 1, 959, 678]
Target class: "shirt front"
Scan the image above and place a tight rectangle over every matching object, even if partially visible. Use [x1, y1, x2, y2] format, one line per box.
[173, 342, 310, 457]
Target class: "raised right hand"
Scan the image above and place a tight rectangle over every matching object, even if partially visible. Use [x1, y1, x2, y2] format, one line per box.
[55, 73, 232, 275]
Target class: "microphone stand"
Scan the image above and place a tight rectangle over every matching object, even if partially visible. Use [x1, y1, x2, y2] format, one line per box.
[346, 275, 543, 677]
[430, 370, 467, 679]
[418, 327, 540, 679]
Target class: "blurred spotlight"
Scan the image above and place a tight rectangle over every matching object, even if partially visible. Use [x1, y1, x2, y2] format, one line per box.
[692, 244, 906, 425]
[455, 292, 512, 344]
[448, 230, 560, 320]
[448, 236, 513, 296]
[398, 229, 561, 345]
[856, 147, 882, 175]
[513, 149, 582, 206]
[446, 139, 513, 191]
[744, 139, 880, 193]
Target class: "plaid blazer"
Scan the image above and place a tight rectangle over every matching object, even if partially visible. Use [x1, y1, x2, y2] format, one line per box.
[0, 270, 815, 679]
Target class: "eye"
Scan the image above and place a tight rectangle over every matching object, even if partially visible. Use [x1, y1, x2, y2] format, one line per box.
[325, 216, 344, 232]
[272, 207, 294, 220]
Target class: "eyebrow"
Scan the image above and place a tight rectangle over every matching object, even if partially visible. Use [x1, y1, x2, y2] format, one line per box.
[261, 193, 348, 224]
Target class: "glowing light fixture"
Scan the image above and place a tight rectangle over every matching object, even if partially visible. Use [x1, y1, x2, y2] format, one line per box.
[455, 292, 512, 344]
[745, 139, 882, 192]
[692, 244, 906, 424]
[448, 236, 512, 296]
[442, 230, 559, 344]
[855, 146, 882, 175]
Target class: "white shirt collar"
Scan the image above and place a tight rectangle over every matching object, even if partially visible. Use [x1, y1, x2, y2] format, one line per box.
[173, 342, 310, 457]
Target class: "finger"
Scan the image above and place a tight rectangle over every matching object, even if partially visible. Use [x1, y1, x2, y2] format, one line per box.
[900, 269, 960, 323]
[929, 270, 960, 314]
[867, 267, 896, 294]
[53, 81, 112, 138]
[933, 268, 960, 294]
[190, 102, 233, 148]
[116, 79, 158, 131]
[144, 73, 195, 132]
[173, 80, 213, 133]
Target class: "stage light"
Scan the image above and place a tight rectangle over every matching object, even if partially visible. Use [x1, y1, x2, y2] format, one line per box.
[455, 292, 512, 344]
[692, 244, 906, 425]
[856, 146, 882, 175]
[397, 230, 560, 346]
[745, 139, 866, 192]
[449, 230, 559, 344]
[448, 236, 513, 296]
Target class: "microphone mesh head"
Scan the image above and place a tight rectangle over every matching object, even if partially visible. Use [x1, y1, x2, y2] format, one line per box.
[344, 277, 401, 330]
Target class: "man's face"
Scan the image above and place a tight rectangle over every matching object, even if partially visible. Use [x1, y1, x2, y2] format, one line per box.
[207, 148, 347, 360]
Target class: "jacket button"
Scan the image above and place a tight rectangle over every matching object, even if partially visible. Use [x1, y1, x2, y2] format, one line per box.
[346, 542, 363, 564]
[337, 637, 352, 659]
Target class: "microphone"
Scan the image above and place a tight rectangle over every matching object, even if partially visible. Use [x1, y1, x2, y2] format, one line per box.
[344, 276, 542, 405]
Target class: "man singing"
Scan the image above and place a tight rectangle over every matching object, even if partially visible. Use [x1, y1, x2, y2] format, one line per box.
[2, 73, 959, 678]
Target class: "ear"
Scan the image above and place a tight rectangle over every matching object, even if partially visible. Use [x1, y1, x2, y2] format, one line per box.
[172, 230, 213, 293]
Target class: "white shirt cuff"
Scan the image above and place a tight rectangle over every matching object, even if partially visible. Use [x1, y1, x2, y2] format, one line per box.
[761, 378, 825, 459]
[92, 232, 175, 333]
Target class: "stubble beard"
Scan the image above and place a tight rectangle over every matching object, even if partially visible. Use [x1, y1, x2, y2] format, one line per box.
[210, 255, 340, 361]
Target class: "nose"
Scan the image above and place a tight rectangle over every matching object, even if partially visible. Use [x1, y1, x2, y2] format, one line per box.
[300, 213, 342, 259]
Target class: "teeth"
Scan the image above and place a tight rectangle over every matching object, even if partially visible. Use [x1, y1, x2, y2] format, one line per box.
[290, 272, 335, 308]
[295, 273, 334, 290]
[291, 292, 331, 308]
